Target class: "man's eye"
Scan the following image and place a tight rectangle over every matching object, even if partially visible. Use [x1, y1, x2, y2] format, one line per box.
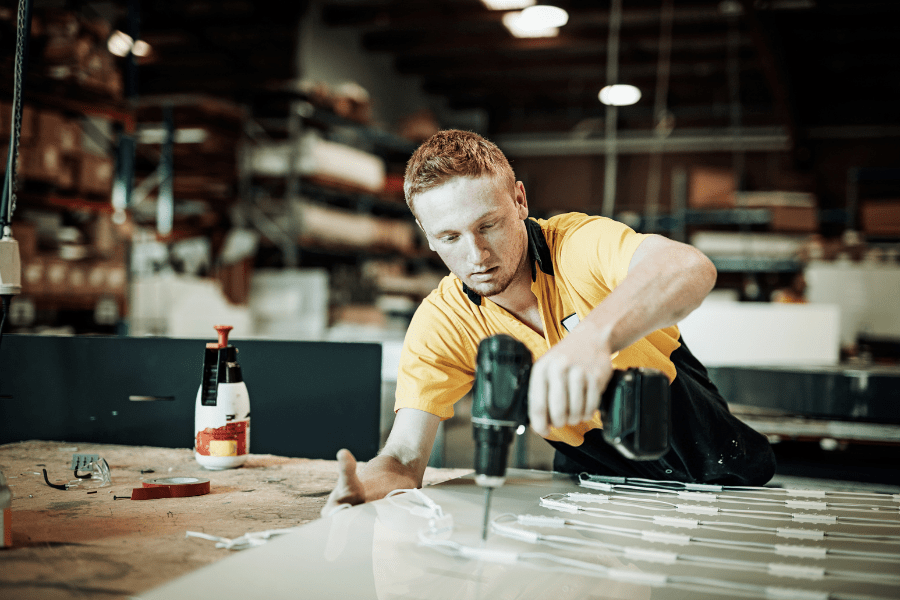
[442, 235, 458, 243]
[481, 222, 495, 230]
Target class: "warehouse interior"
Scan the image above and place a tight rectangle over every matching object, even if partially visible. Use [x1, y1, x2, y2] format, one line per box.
[1, 0, 899, 597]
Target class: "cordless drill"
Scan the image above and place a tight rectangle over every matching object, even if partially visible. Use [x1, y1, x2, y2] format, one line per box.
[472, 334, 671, 539]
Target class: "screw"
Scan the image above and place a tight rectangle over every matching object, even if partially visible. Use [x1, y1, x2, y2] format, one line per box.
[113, 495, 130, 500]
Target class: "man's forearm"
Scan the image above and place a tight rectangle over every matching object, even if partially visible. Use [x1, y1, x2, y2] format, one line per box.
[582, 238, 716, 355]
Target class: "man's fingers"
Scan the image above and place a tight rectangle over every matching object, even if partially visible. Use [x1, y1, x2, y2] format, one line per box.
[546, 362, 569, 430]
[567, 367, 587, 425]
[585, 375, 601, 423]
[528, 367, 550, 437]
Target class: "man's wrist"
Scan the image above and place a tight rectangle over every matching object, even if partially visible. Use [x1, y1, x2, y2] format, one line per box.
[577, 319, 615, 357]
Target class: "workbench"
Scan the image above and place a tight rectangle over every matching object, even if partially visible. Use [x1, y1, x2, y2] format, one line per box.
[0, 441, 468, 599]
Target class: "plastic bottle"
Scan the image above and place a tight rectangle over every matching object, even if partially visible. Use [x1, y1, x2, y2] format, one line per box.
[194, 325, 250, 469]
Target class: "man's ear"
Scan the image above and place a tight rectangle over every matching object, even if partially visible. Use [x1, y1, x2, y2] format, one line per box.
[515, 181, 529, 220]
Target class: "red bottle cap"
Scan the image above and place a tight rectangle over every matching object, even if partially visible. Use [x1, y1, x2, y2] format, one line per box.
[206, 324, 233, 349]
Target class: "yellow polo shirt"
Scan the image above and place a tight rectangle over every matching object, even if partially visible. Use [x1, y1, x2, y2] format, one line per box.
[395, 212, 682, 447]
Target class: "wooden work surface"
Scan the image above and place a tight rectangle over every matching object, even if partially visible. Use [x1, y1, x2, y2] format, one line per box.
[0, 441, 469, 599]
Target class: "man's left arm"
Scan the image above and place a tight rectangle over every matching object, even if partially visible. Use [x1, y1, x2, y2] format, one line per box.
[528, 234, 716, 436]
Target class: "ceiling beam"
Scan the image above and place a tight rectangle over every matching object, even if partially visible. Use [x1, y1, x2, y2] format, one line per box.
[321, 3, 731, 31]
[418, 59, 764, 92]
[494, 127, 791, 156]
[395, 49, 759, 78]
[364, 30, 753, 58]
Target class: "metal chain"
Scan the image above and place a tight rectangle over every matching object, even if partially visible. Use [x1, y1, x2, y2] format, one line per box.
[6, 0, 29, 222]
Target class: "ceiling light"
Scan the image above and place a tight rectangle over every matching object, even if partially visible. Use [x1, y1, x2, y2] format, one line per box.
[519, 5, 568, 29]
[107, 30, 134, 57]
[598, 84, 642, 106]
[718, 0, 744, 15]
[132, 40, 152, 57]
[481, 0, 535, 9]
[502, 5, 568, 38]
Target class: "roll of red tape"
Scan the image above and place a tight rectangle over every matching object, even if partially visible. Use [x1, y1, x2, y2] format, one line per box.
[131, 477, 211, 500]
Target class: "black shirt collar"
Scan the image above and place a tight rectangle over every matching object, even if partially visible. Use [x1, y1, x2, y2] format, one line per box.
[461, 218, 554, 306]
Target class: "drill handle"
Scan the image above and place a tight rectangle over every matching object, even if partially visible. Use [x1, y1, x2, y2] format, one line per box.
[599, 367, 671, 461]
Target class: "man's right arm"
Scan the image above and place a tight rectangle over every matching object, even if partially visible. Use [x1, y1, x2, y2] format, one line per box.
[321, 407, 440, 516]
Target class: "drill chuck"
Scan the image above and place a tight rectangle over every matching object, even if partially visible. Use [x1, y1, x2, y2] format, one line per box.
[471, 335, 532, 486]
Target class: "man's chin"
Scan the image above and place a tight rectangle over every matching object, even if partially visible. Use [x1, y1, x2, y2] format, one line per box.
[463, 278, 509, 298]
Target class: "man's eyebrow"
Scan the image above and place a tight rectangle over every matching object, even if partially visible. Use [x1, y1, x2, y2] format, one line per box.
[473, 210, 504, 229]
[433, 209, 502, 237]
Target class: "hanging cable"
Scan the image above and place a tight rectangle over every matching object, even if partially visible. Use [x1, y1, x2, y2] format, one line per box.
[1, 0, 33, 232]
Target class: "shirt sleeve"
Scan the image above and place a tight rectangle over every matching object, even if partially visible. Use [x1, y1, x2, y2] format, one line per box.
[556, 215, 649, 294]
[394, 296, 477, 420]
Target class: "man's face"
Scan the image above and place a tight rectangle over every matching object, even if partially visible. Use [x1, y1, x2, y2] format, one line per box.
[414, 176, 529, 298]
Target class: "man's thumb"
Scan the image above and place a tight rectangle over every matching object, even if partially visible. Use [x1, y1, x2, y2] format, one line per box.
[336, 448, 357, 481]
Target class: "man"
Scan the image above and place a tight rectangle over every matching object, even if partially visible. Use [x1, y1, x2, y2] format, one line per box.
[323, 130, 774, 516]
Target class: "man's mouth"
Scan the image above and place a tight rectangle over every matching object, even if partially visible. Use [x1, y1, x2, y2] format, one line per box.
[470, 267, 498, 280]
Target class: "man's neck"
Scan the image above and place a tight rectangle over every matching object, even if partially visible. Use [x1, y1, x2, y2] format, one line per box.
[487, 255, 544, 335]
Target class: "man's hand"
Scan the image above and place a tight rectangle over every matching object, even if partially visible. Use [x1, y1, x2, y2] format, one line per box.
[319, 408, 441, 518]
[527, 327, 613, 437]
[321, 449, 366, 517]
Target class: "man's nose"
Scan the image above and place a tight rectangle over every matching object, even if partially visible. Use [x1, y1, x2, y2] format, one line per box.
[466, 234, 490, 265]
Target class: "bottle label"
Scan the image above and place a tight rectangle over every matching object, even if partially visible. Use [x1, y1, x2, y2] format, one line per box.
[2, 508, 10, 548]
[196, 421, 249, 457]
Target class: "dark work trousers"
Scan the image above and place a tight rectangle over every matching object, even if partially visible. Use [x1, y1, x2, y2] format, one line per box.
[549, 339, 777, 486]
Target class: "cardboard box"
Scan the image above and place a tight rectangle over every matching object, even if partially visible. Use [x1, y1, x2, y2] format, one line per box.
[12, 221, 37, 260]
[67, 262, 89, 294]
[769, 206, 819, 233]
[18, 142, 61, 184]
[21, 104, 36, 142]
[78, 153, 114, 196]
[689, 167, 736, 209]
[1, 103, 37, 142]
[57, 155, 79, 190]
[861, 201, 900, 236]
[43, 34, 92, 65]
[0, 101, 9, 138]
[43, 256, 69, 294]
[21, 256, 46, 295]
[59, 120, 82, 154]
[735, 191, 816, 208]
[36, 110, 65, 146]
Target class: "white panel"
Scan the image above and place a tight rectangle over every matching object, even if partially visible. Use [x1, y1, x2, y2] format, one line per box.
[805, 261, 900, 345]
[137, 471, 900, 600]
[678, 300, 840, 366]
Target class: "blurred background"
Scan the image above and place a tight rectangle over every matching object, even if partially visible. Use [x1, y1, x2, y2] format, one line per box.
[2, 0, 898, 480]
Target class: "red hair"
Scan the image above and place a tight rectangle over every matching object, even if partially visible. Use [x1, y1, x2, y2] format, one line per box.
[403, 130, 515, 215]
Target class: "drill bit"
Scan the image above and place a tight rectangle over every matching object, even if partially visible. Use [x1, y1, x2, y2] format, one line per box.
[481, 487, 493, 540]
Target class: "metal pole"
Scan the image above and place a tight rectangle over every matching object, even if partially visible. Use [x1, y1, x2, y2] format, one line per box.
[644, 0, 674, 232]
[601, 0, 623, 218]
[727, 14, 745, 191]
[157, 105, 174, 237]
